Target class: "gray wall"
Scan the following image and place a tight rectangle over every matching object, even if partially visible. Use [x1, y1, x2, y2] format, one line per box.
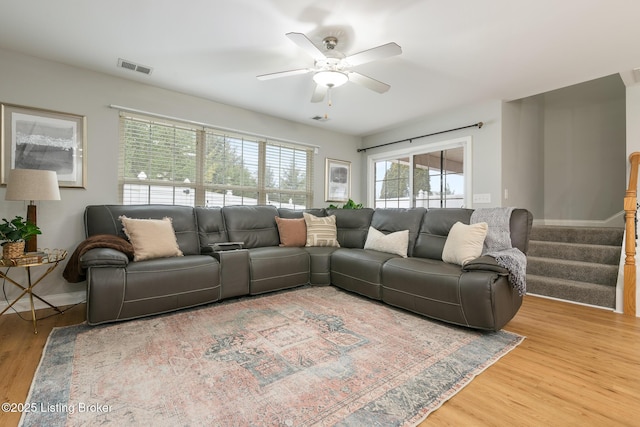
[364, 74, 625, 225]
[501, 96, 545, 219]
[503, 75, 626, 223]
[361, 100, 504, 207]
[0, 47, 361, 307]
[542, 75, 625, 221]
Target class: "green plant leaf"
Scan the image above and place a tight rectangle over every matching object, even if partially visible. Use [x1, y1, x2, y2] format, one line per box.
[327, 199, 363, 209]
[0, 216, 41, 245]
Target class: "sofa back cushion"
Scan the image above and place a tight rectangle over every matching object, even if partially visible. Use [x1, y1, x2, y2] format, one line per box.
[413, 208, 474, 260]
[222, 205, 280, 248]
[413, 208, 534, 260]
[370, 208, 426, 257]
[277, 208, 327, 219]
[195, 207, 228, 247]
[84, 204, 201, 256]
[326, 208, 374, 248]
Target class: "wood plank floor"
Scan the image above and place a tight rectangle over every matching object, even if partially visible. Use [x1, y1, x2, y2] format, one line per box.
[0, 296, 638, 426]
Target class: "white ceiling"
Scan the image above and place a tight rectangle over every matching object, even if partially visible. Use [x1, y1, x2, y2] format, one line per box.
[1, 0, 640, 136]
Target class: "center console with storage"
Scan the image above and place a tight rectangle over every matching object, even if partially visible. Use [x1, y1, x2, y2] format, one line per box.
[210, 245, 249, 299]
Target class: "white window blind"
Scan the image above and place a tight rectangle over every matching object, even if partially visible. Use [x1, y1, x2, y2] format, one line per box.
[264, 142, 312, 209]
[119, 113, 314, 208]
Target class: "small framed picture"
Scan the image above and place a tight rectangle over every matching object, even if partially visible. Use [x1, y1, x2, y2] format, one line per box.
[1, 103, 87, 188]
[325, 158, 351, 202]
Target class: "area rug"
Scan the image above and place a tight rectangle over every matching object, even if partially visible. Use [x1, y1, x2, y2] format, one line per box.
[21, 285, 523, 426]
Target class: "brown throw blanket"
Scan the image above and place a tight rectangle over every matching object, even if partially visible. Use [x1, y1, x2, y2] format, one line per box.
[63, 234, 134, 283]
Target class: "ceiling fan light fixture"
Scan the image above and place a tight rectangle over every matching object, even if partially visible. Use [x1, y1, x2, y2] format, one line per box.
[313, 70, 348, 88]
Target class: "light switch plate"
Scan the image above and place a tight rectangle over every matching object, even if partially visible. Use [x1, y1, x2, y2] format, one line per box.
[472, 193, 491, 203]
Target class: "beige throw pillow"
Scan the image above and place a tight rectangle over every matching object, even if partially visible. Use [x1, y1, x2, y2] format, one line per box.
[119, 216, 184, 261]
[303, 213, 340, 247]
[364, 227, 409, 258]
[442, 221, 488, 266]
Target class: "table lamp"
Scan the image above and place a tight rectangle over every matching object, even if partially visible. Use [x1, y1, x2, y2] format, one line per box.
[5, 169, 61, 252]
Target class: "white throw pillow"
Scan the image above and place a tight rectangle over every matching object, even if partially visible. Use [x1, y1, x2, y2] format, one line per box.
[303, 213, 340, 247]
[364, 227, 409, 258]
[441, 221, 488, 266]
[119, 216, 184, 261]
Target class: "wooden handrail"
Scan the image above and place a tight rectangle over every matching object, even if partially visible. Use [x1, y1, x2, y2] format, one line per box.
[624, 152, 640, 316]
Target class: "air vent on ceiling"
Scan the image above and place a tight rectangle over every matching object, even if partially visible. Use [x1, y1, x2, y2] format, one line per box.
[311, 115, 329, 121]
[117, 58, 153, 75]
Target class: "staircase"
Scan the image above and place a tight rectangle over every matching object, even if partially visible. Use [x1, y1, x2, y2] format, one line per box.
[526, 225, 624, 309]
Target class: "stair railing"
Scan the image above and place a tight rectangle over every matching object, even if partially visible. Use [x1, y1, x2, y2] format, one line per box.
[624, 152, 640, 316]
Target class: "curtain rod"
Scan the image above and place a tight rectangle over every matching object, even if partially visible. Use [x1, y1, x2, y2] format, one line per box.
[357, 122, 484, 153]
[108, 104, 321, 150]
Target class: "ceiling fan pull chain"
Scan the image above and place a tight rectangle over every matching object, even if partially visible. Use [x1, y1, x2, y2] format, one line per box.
[327, 84, 334, 107]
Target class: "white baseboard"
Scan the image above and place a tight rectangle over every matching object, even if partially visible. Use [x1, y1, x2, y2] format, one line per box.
[532, 211, 624, 228]
[0, 290, 85, 314]
[526, 292, 614, 311]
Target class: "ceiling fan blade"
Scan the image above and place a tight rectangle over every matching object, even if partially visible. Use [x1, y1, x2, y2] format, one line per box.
[311, 83, 327, 103]
[345, 42, 402, 67]
[286, 32, 326, 60]
[257, 68, 311, 80]
[348, 72, 391, 93]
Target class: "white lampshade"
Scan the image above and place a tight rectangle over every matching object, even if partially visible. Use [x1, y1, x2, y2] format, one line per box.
[5, 169, 61, 202]
[313, 70, 349, 88]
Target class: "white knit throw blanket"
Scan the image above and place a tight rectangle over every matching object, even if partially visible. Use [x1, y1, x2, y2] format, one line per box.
[471, 207, 527, 296]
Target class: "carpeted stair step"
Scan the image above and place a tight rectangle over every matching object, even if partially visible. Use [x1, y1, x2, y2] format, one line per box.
[527, 274, 616, 308]
[526, 225, 623, 309]
[527, 256, 618, 286]
[530, 226, 624, 246]
[528, 241, 621, 265]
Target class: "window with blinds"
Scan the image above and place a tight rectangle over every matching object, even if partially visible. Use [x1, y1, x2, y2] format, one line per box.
[119, 114, 314, 208]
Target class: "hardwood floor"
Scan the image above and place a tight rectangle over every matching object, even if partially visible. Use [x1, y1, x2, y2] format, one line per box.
[1, 296, 638, 426]
[424, 297, 640, 426]
[0, 304, 86, 427]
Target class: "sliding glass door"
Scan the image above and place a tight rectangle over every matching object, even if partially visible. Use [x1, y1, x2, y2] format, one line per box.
[369, 138, 470, 209]
[374, 157, 410, 208]
[413, 147, 464, 208]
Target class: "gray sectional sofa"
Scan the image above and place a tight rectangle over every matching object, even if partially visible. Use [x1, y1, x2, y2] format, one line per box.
[80, 204, 532, 331]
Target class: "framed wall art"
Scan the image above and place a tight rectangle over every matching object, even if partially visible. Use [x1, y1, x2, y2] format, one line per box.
[1, 103, 87, 188]
[325, 158, 351, 202]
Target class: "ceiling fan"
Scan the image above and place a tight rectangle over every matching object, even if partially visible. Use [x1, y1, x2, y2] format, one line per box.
[257, 32, 402, 103]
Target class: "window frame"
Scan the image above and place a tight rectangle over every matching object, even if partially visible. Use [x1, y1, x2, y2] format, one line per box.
[366, 136, 473, 208]
[119, 113, 314, 208]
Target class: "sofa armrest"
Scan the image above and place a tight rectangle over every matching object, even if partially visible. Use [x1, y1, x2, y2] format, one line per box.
[462, 255, 509, 275]
[200, 245, 214, 254]
[80, 248, 130, 268]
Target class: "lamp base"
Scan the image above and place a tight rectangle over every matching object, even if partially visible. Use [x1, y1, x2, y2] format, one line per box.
[26, 203, 37, 253]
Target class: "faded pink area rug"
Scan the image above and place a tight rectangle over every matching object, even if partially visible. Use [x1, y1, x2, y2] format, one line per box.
[22, 286, 523, 426]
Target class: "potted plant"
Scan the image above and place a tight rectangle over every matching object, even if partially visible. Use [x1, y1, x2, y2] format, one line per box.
[328, 199, 363, 209]
[0, 216, 41, 259]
